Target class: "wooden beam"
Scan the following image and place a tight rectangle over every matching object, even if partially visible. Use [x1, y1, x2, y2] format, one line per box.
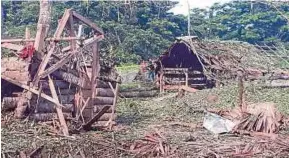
[33, 44, 56, 83]
[39, 50, 77, 78]
[82, 106, 110, 130]
[106, 78, 120, 130]
[90, 40, 100, 105]
[67, 10, 77, 50]
[1, 76, 64, 108]
[25, 27, 31, 44]
[72, 11, 104, 35]
[61, 35, 104, 52]
[40, 36, 103, 78]
[34, 24, 46, 55]
[54, 9, 71, 38]
[48, 76, 69, 136]
[1, 37, 85, 43]
[1, 43, 24, 51]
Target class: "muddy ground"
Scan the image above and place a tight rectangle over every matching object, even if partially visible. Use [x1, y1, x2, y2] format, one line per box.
[1, 82, 289, 157]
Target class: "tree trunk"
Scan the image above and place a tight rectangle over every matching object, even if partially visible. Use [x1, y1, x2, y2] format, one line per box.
[34, 0, 51, 57]
[15, 0, 52, 118]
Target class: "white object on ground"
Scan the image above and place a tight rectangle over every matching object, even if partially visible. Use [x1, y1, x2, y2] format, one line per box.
[203, 111, 236, 134]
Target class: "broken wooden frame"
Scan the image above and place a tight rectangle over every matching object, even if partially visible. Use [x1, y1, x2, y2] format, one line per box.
[1, 9, 110, 136]
[159, 68, 190, 93]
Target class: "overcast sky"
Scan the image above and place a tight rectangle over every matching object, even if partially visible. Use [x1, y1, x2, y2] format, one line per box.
[170, 0, 232, 15]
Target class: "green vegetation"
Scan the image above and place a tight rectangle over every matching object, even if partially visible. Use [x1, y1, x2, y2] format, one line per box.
[116, 64, 139, 74]
[1, 1, 289, 64]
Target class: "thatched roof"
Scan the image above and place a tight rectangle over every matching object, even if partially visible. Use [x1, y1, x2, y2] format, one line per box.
[163, 37, 280, 79]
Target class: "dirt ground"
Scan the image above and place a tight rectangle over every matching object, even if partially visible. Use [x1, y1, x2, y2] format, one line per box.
[1, 83, 289, 157]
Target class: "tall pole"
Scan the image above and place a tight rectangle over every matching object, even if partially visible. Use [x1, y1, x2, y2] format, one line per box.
[187, 0, 190, 36]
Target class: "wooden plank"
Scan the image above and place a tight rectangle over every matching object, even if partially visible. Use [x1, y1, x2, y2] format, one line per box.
[34, 0, 51, 54]
[1, 37, 85, 43]
[1, 71, 29, 82]
[72, 11, 104, 35]
[32, 44, 56, 84]
[48, 76, 69, 136]
[52, 70, 89, 88]
[1, 43, 24, 51]
[61, 36, 104, 52]
[185, 72, 188, 87]
[106, 79, 120, 129]
[54, 9, 71, 38]
[25, 27, 32, 44]
[34, 24, 46, 54]
[67, 11, 77, 50]
[40, 36, 103, 79]
[39, 51, 77, 78]
[1, 75, 65, 108]
[82, 106, 110, 130]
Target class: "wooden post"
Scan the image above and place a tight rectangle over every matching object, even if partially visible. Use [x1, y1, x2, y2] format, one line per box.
[185, 72, 188, 87]
[82, 106, 110, 130]
[34, 0, 51, 58]
[159, 72, 164, 93]
[91, 40, 100, 108]
[15, 0, 52, 118]
[107, 77, 120, 130]
[25, 27, 31, 43]
[67, 11, 77, 50]
[48, 76, 69, 136]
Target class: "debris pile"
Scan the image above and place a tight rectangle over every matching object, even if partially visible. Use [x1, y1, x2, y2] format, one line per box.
[234, 102, 283, 133]
[124, 131, 178, 157]
[1, 8, 120, 136]
[173, 37, 286, 80]
[184, 135, 289, 157]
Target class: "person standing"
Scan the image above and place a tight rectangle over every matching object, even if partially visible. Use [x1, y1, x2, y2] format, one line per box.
[147, 59, 155, 82]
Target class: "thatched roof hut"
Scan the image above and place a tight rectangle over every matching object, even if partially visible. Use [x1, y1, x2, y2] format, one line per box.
[158, 36, 274, 81]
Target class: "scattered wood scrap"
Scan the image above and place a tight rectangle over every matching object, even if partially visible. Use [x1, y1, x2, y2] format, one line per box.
[234, 102, 283, 134]
[124, 130, 179, 157]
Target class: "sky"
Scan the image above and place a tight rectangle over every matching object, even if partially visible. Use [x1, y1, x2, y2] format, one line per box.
[170, 0, 232, 15]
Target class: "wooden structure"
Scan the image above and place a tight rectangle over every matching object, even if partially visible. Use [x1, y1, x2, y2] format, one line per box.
[157, 37, 214, 92]
[1, 9, 120, 135]
[159, 68, 208, 92]
[156, 36, 283, 92]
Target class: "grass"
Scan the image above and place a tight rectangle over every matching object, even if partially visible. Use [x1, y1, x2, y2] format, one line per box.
[116, 64, 139, 74]
[2, 82, 289, 157]
[115, 82, 289, 144]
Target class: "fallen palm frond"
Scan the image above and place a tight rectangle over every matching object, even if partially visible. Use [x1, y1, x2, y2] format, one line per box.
[234, 102, 283, 133]
[124, 130, 178, 157]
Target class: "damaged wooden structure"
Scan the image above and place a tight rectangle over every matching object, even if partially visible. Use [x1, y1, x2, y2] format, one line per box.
[157, 36, 287, 92]
[1, 8, 120, 135]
